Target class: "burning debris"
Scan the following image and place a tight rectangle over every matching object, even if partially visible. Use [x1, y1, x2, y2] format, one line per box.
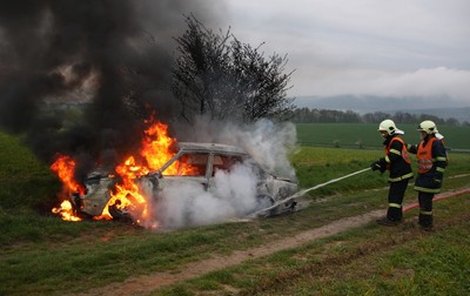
[50, 119, 193, 227]
[52, 200, 82, 222]
[50, 155, 85, 221]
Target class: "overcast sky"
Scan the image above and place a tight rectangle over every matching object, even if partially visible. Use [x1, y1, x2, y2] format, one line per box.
[223, 0, 470, 106]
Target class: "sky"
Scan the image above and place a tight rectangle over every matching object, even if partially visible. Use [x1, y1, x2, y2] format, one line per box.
[223, 0, 470, 107]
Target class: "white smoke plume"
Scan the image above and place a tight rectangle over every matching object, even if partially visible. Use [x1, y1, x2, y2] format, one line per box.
[173, 116, 298, 179]
[155, 163, 259, 228]
[140, 117, 298, 229]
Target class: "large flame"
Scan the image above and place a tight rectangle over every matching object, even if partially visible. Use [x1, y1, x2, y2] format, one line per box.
[50, 155, 86, 195]
[142, 122, 176, 171]
[140, 121, 196, 175]
[94, 155, 154, 226]
[50, 155, 84, 221]
[51, 119, 195, 228]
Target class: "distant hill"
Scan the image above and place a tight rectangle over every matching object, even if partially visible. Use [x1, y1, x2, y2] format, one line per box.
[390, 107, 470, 123]
[294, 95, 470, 122]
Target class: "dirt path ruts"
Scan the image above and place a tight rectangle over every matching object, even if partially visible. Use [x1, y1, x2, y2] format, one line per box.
[78, 188, 470, 296]
[79, 210, 384, 296]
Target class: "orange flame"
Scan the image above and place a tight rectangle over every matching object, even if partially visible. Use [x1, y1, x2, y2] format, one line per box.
[52, 200, 82, 222]
[142, 122, 176, 171]
[50, 155, 86, 195]
[94, 156, 153, 225]
[140, 121, 196, 175]
[51, 119, 195, 227]
[50, 155, 84, 221]
[96, 120, 195, 227]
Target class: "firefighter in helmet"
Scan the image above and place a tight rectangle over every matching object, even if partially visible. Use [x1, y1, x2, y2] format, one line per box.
[371, 119, 413, 225]
[407, 120, 447, 230]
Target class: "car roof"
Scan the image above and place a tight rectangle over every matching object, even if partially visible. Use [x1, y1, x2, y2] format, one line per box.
[178, 142, 249, 156]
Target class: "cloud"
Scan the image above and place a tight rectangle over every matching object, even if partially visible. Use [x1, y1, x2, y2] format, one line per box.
[227, 0, 470, 50]
[225, 0, 470, 104]
[298, 67, 470, 103]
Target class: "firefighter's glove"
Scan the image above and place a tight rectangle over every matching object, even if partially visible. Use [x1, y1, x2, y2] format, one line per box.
[370, 159, 386, 173]
[370, 161, 380, 171]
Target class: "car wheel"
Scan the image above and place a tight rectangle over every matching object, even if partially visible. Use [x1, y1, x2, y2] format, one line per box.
[109, 203, 133, 223]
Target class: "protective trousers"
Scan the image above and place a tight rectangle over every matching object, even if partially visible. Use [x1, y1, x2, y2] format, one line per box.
[387, 179, 409, 221]
[418, 191, 434, 228]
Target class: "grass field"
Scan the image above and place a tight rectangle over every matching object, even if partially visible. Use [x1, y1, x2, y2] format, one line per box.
[158, 197, 469, 296]
[296, 123, 470, 150]
[1, 130, 469, 295]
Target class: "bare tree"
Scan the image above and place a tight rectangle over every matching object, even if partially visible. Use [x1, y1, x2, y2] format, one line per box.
[172, 15, 294, 122]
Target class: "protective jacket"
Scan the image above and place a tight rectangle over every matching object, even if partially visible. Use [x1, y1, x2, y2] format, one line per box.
[409, 136, 447, 193]
[373, 135, 413, 182]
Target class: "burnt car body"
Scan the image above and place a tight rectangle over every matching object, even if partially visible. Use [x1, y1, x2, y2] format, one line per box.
[73, 142, 298, 220]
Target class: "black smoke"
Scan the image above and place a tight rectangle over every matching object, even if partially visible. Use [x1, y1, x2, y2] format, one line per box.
[0, 0, 224, 177]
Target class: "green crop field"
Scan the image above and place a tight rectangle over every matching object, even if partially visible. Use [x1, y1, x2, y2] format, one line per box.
[296, 123, 470, 150]
[1, 130, 469, 295]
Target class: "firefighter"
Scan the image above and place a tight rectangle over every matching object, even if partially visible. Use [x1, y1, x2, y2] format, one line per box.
[407, 120, 447, 230]
[371, 119, 413, 225]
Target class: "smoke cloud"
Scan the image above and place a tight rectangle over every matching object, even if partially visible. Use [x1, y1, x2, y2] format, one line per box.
[0, 0, 225, 173]
[156, 163, 259, 228]
[136, 118, 298, 229]
[173, 116, 297, 179]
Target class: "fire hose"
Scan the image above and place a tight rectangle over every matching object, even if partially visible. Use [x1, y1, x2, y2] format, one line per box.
[251, 167, 372, 217]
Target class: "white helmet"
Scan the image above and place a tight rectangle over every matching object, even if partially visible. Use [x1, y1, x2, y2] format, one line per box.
[417, 120, 438, 134]
[378, 119, 404, 136]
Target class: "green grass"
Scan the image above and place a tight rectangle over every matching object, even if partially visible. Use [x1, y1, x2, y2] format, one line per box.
[0, 130, 469, 295]
[156, 196, 470, 296]
[0, 132, 59, 210]
[292, 146, 384, 194]
[296, 123, 470, 150]
[0, 131, 93, 245]
[292, 146, 470, 195]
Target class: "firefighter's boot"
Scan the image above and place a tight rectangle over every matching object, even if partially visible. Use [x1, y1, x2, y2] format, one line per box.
[419, 212, 433, 231]
[376, 216, 400, 226]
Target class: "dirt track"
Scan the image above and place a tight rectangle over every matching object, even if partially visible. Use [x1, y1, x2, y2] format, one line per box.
[78, 188, 470, 296]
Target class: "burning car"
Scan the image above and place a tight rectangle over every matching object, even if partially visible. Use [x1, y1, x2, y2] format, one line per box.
[69, 142, 298, 225]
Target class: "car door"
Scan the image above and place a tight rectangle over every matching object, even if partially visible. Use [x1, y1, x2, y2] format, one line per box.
[159, 151, 211, 190]
[206, 153, 244, 192]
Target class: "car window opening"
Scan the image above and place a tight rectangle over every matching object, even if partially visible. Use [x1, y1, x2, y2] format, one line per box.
[173, 153, 208, 176]
[212, 155, 243, 176]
